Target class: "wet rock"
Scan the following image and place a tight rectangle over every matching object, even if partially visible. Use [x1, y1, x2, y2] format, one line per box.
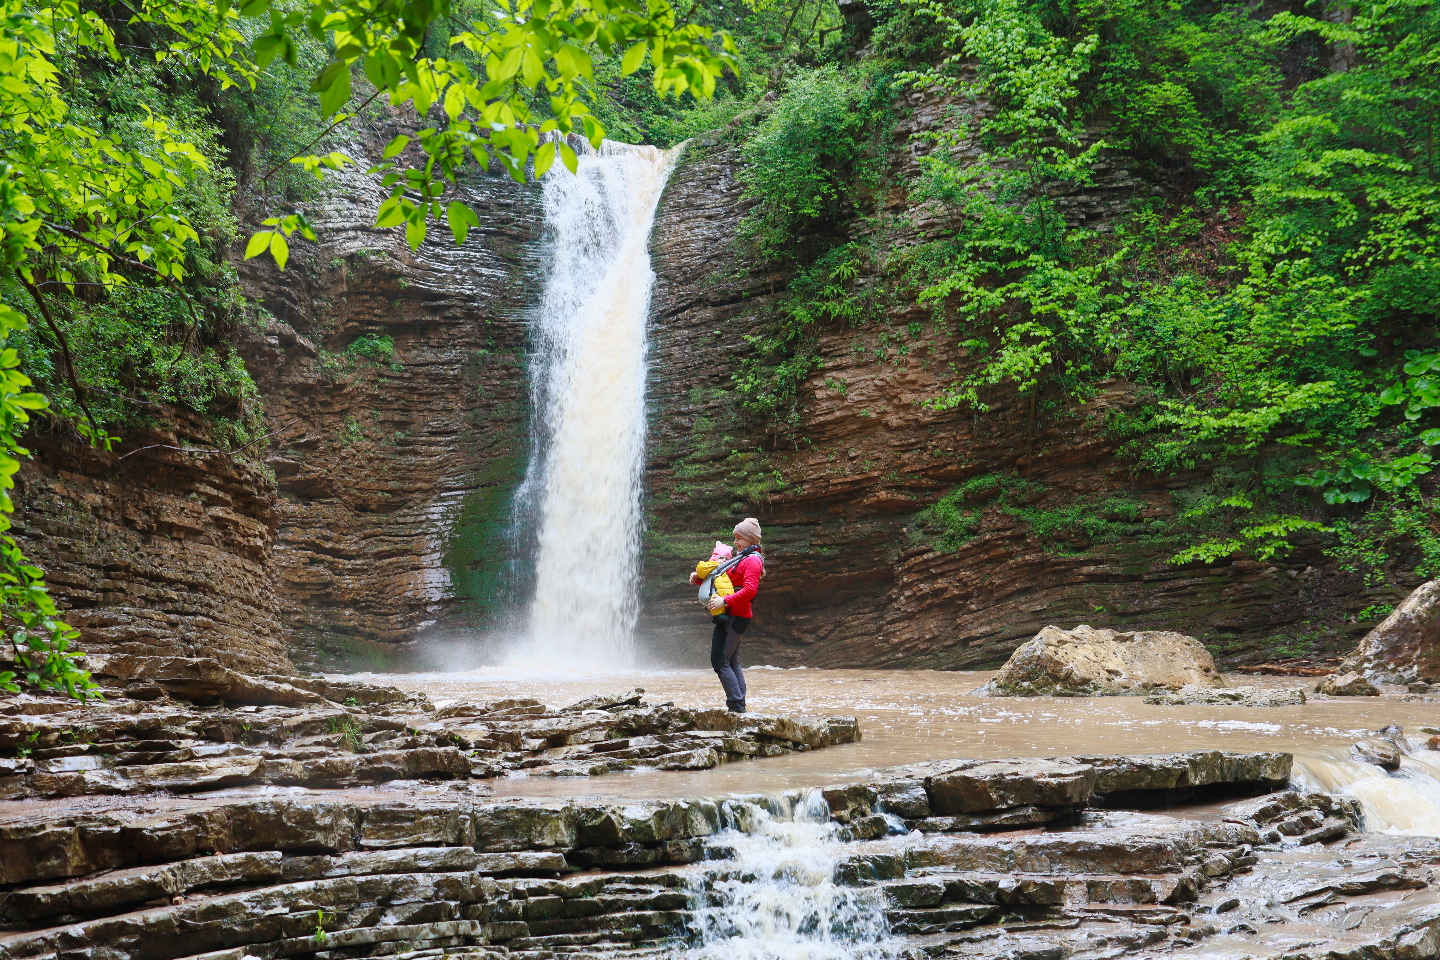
[561, 689, 645, 712]
[927, 760, 1096, 817]
[1314, 671, 1380, 696]
[1353, 736, 1403, 770]
[976, 625, 1226, 697]
[0, 678, 859, 799]
[1082, 751, 1292, 803]
[87, 656, 330, 707]
[1341, 579, 1440, 684]
[1145, 685, 1305, 707]
[1224, 791, 1363, 845]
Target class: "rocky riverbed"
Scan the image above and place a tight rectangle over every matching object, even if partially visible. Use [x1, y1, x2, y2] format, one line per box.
[0, 657, 859, 800]
[7, 656, 1440, 959]
[2, 743, 1435, 960]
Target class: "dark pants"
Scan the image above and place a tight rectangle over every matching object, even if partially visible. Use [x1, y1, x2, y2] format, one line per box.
[710, 615, 750, 709]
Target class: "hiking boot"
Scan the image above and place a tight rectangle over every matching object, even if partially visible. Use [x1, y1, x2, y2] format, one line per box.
[728, 700, 746, 714]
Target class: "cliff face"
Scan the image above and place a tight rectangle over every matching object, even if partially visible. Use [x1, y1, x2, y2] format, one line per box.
[239, 124, 545, 668]
[12, 418, 289, 674]
[13, 117, 544, 674]
[640, 93, 1393, 670]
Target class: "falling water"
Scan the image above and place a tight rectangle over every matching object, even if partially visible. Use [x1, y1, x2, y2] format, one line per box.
[512, 142, 677, 669]
[1295, 741, 1440, 835]
[686, 790, 906, 960]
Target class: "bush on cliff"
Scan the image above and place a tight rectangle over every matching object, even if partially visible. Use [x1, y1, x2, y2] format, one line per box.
[894, 0, 1440, 581]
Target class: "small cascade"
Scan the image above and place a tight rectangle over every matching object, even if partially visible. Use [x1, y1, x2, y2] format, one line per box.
[1294, 742, 1440, 835]
[510, 143, 678, 669]
[685, 790, 905, 960]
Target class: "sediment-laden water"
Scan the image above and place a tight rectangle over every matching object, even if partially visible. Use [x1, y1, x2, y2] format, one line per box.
[376, 666, 1440, 832]
[512, 143, 677, 670]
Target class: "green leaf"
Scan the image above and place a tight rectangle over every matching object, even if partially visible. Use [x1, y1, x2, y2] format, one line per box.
[621, 40, 648, 75]
[405, 213, 426, 250]
[244, 231, 273, 260]
[312, 61, 352, 117]
[534, 140, 557, 178]
[446, 202, 479, 244]
[269, 232, 290, 270]
[253, 33, 286, 68]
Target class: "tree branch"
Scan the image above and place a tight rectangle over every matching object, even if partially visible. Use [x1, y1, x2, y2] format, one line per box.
[116, 419, 300, 461]
[258, 87, 385, 186]
[14, 273, 103, 443]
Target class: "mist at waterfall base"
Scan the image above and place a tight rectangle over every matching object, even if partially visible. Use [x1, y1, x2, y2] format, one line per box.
[419, 142, 677, 675]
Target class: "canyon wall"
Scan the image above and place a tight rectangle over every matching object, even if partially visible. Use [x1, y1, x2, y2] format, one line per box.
[638, 92, 1404, 670]
[11, 97, 1403, 674]
[12, 417, 289, 674]
[236, 120, 545, 669]
[14, 117, 545, 673]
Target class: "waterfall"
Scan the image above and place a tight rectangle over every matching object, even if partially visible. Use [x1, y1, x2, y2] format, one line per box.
[511, 142, 677, 669]
[686, 790, 905, 960]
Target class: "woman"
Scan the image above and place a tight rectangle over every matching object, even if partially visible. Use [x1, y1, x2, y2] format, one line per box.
[692, 518, 764, 713]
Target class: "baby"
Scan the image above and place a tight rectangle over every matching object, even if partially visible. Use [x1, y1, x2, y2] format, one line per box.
[693, 542, 736, 623]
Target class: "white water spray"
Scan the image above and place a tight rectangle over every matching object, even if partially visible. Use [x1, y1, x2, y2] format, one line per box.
[513, 143, 677, 670]
[686, 790, 905, 960]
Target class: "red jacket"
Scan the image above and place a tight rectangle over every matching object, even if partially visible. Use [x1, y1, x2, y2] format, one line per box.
[719, 552, 764, 618]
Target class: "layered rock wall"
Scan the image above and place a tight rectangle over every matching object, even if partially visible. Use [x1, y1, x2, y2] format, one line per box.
[639, 92, 1391, 669]
[12, 418, 289, 674]
[235, 121, 545, 667]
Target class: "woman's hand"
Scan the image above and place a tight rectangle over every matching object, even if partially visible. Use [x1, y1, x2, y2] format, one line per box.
[689, 573, 702, 586]
[708, 596, 726, 613]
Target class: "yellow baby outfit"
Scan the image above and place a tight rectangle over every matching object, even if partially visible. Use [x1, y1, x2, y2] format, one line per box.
[694, 559, 735, 606]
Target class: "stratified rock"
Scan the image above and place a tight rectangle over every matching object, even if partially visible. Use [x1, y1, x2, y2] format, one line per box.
[927, 760, 1095, 817]
[976, 624, 1225, 697]
[1081, 751, 1292, 802]
[0, 677, 861, 800]
[561, 689, 645, 712]
[1353, 737, 1403, 770]
[1315, 672, 1380, 696]
[88, 655, 330, 707]
[1224, 791, 1362, 845]
[1341, 580, 1440, 684]
[1145, 685, 1305, 707]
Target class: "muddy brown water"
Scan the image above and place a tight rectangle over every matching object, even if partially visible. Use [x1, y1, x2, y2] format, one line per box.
[367, 667, 1440, 817]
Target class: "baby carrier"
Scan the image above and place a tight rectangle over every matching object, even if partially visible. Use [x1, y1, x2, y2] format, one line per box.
[698, 545, 760, 608]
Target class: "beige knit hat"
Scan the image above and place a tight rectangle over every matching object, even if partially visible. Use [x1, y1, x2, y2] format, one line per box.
[733, 517, 762, 543]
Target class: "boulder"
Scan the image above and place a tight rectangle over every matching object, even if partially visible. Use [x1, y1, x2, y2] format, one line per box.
[1315, 672, 1380, 697]
[1340, 580, 1440, 684]
[1352, 737, 1403, 771]
[976, 625, 1225, 697]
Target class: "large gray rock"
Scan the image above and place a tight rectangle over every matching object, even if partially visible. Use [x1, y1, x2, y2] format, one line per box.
[1341, 580, 1440, 684]
[976, 624, 1225, 697]
[1315, 672, 1380, 696]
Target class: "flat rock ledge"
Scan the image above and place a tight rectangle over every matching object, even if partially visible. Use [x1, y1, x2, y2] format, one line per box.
[0, 657, 859, 800]
[2, 748, 1432, 960]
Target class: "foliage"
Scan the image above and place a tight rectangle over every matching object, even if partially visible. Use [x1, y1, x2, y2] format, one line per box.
[345, 333, 396, 365]
[737, 63, 894, 260]
[734, 243, 869, 424]
[893, 0, 1440, 576]
[225, 0, 737, 260]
